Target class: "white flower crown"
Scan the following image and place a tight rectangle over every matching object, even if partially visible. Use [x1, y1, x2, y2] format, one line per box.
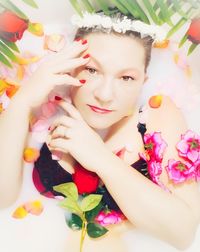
[71, 12, 167, 43]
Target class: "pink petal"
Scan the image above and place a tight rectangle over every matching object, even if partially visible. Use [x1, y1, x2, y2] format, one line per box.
[41, 102, 57, 118]
[176, 140, 189, 154]
[187, 149, 199, 163]
[31, 118, 49, 132]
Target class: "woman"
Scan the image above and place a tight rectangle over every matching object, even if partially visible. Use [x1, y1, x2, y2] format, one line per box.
[0, 12, 200, 252]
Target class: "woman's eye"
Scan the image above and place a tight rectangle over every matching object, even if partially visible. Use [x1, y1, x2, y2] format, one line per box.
[121, 76, 135, 81]
[85, 67, 97, 74]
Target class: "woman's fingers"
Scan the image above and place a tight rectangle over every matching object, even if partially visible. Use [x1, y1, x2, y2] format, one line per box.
[52, 56, 90, 74]
[51, 125, 72, 139]
[53, 73, 84, 86]
[58, 101, 83, 121]
[50, 39, 89, 66]
[50, 115, 75, 132]
[58, 39, 88, 58]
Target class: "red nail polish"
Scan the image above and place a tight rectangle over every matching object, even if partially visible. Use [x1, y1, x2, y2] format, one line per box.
[54, 96, 62, 101]
[75, 37, 81, 42]
[48, 126, 51, 131]
[79, 79, 86, 84]
[83, 54, 90, 59]
[82, 39, 87, 45]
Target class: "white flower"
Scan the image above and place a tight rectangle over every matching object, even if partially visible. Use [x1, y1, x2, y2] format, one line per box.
[71, 12, 167, 42]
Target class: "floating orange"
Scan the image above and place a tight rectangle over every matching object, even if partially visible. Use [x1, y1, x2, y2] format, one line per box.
[23, 147, 40, 163]
[149, 95, 162, 108]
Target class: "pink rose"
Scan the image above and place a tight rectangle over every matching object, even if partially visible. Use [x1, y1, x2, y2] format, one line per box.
[95, 210, 126, 226]
[176, 130, 200, 163]
[165, 159, 196, 184]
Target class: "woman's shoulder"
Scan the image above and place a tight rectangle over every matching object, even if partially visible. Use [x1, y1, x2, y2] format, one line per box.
[144, 94, 187, 134]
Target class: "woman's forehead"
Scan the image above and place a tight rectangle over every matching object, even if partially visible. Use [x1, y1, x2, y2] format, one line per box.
[84, 33, 145, 72]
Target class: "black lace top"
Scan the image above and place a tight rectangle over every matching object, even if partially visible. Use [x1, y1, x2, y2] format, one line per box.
[33, 122, 150, 211]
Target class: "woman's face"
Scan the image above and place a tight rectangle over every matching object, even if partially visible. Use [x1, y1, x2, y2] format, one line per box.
[70, 32, 147, 129]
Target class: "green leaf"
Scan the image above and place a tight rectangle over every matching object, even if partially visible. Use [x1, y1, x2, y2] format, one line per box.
[179, 33, 188, 48]
[109, 0, 129, 15]
[81, 0, 94, 13]
[69, 0, 83, 16]
[80, 194, 102, 212]
[0, 40, 18, 62]
[85, 201, 103, 222]
[142, 0, 162, 25]
[0, 39, 19, 52]
[0, 52, 12, 68]
[67, 213, 83, 230]
[187, 43, 198, 56]
[127, 0, 150, 24]
[117, 0, 140, 19]
[156, 0, 174, 26]
[0, 0, 28, 19]
[87, 222, 108, 238]
[53, 182, 78, 201]
[59, 197, 83, 215]
[96, 0, 111, 15]
[21, 0, 38, 8]
[166, 17, 187, 39]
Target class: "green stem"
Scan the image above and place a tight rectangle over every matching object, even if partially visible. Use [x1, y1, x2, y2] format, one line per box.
[79, 213, 87, 252]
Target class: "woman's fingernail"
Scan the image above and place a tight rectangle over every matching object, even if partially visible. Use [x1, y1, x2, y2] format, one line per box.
[82, 39, 87, 45]
[75, 37, 82, 42]
[83, 53, 90, 59]
[54, 96, 63, 101]
[79, 79, 86, 84]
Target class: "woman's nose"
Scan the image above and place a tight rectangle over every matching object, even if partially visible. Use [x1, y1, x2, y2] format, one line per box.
[93, 78, 115, 104]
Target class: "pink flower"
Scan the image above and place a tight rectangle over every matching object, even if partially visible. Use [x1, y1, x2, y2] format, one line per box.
[176, 130, 200, 163]
[147, 160, 162, 184]
[195, 161, 200, 181]
[143, 132, 167, 162]
[95, 210, 125, 227]
[165, 159, 196, 184]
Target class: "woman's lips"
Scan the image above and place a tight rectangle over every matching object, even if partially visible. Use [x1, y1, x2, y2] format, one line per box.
[87, 105, 113, 114]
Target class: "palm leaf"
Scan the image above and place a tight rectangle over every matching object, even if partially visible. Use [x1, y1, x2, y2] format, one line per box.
[0, 40, 18, 62]
[81, 0, 94, 13]
[156, 0, 174, 26]
[118, 0, 140, 19]
[109, 0, 129, 15]
[69, 0, 83, 16]
[142, 0, 162, 25]
[126, 0, 150, 23]
[0, 0, 28, 19]
[0, 52, 12, 68]
[21, 0, 38, 8]
[178, 33, 188, 48]
[0, 39, 19, 52]
[187, 43, 198, 55]
[96, 0, 111, 15]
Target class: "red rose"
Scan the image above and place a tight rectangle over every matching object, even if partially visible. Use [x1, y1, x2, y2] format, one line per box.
[187, 18, 200, 44]
[72, 163, 100, 194]
[0, 11, 28, 42]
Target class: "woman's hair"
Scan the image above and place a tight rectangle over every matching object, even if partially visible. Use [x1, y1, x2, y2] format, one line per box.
[74, 12, 154, 73]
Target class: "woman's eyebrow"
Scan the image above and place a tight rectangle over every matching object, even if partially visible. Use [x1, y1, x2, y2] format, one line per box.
[89, 55, 141, 76]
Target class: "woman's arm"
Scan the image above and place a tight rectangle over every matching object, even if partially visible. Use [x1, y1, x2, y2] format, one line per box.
[0, 40, 90, 209]
[0, 91, 31, 209]
[95, 96, 200, 250]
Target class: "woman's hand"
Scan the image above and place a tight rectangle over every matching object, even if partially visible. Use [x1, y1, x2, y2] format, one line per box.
[48, 100, 110, 173]
[18, 39, 90, 108]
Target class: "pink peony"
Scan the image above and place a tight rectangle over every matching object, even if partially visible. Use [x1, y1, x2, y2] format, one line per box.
[143, 132, 167, 162]
[176, 130, 200, 164]
[165, 159, 196, 184]
[95, 210, 125, 227]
